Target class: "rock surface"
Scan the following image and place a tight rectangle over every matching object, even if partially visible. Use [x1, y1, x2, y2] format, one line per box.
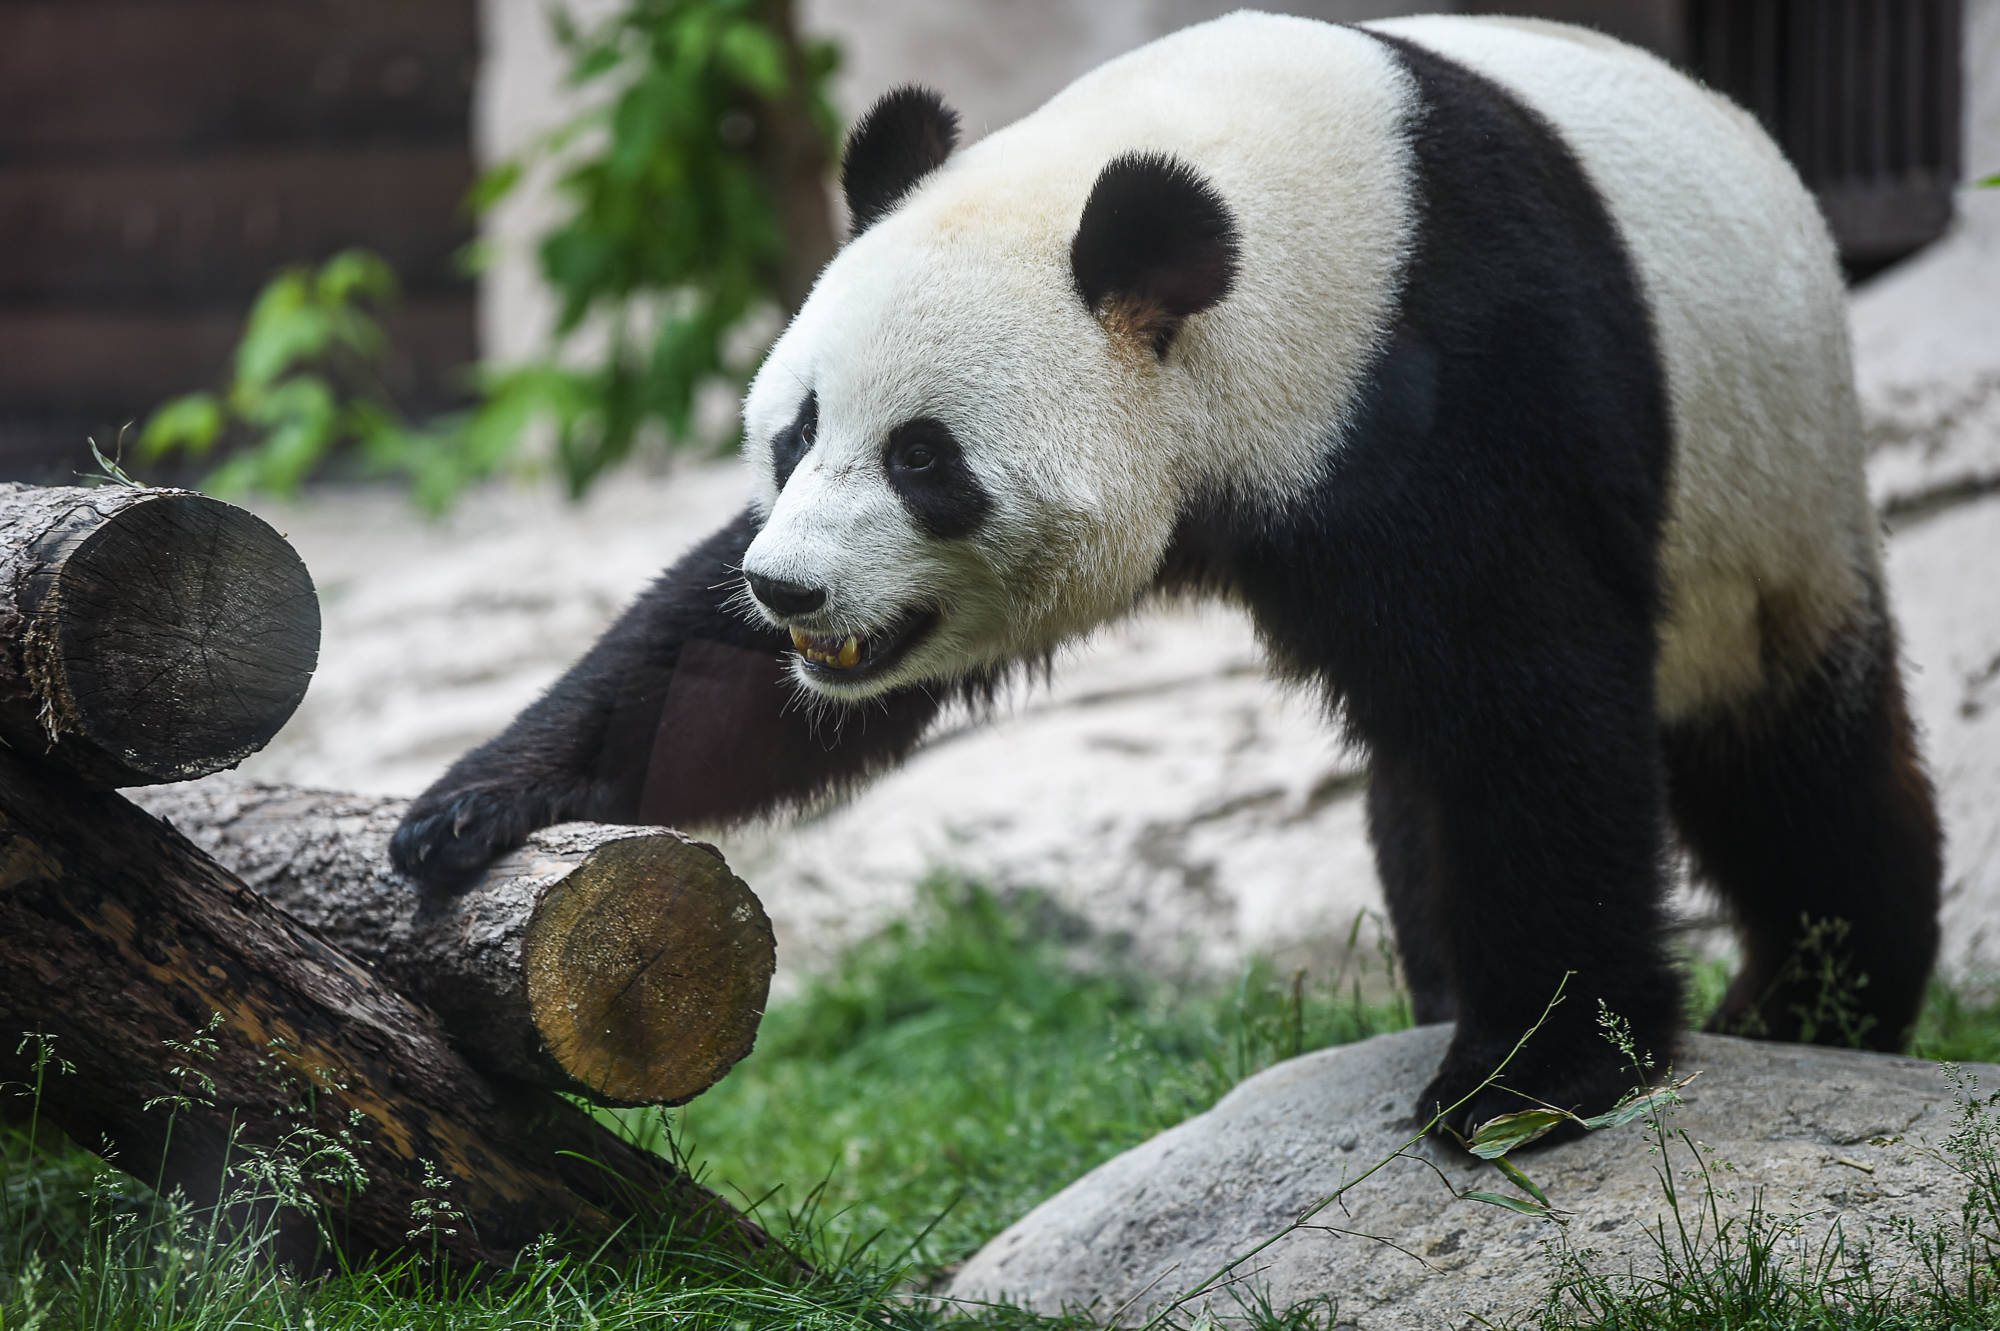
[949, 1027, 1996, 1329]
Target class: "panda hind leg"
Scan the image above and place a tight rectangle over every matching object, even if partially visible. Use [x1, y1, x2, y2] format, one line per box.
[1663, 607, 1942, 1052]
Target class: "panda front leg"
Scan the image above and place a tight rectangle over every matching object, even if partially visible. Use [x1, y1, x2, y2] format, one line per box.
[1365, 751, 1458, 1026]
[1358, 627, 1686, 1147]
[1410, 748, 1683, 1144]
[390, 507, 942, 888]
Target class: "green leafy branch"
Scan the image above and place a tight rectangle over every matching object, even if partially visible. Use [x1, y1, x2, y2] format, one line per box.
[493, 0, 839, 492]
[142, 0, 839, 509]
[138, 252, 467, 505]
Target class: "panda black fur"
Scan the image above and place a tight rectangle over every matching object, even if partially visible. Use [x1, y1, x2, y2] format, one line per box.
[393, 13, 1943, 1144]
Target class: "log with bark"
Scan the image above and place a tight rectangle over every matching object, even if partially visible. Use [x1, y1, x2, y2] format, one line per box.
[0, 753, 787, 1272]
[137, 780, 776, 1107]
[0, 483, 319, 788]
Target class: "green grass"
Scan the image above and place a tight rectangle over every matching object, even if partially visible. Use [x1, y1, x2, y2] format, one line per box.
[658, 881, 1411, 1267]
[1912, 980, 2000, 1065]
[0, 882, 1407, 1330]
[7, 885, 2000, 1330]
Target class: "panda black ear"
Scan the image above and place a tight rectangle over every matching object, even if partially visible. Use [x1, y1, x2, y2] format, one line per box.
[1070, 152, 1239, 358]
[841, 86, 960, 236]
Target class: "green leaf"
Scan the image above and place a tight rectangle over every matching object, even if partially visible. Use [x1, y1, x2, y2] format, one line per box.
[225, 375, 340, 494]
[1579, 1083, 1684, 1132]
[672, 7, 722, 74]
[1466, 1108, 1571, 1159]
[199, 453, 264, 499]
[235, 273, 330, 388]
[803, 36, 840, 80]
[458, 368, 571, 472]
[467, 159, 525, 216]
[315, 249, 397, 306]
[1492, 1155, 1550, 1208]
[322, 306, 389, 363]
[1977, 171, 2000, 189]
[238, 375, 335, 430]
[454, 237, 494, 279]
[87, 432, 145, 488]
[1462, 1190, 1549, 1216]
[541, 230, 618, 322]
[254, 398, 339, 494]
[717, 22, 788, 96]
[139, 394, 225, 459]
[163, 0, 843, 513]
[608, 77, 673, 178]
[569, 40, 624, 86]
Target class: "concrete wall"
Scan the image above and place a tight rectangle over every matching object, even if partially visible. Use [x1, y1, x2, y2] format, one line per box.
[798, 0, 1433, 142]
[1971, 0, 1999, 178]
[1849, 0, 1998, 444]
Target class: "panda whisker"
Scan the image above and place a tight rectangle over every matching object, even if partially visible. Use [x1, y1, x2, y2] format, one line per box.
[785, 682, 850, 745]
[717, 579, 772, 630]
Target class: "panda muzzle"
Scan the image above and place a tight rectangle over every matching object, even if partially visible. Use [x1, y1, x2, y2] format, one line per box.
[786, 607, 940, 681]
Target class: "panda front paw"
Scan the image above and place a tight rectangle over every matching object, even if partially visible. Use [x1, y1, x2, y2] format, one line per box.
[389, 785, 542, 891]
[1417, 1026, 1651, 1153]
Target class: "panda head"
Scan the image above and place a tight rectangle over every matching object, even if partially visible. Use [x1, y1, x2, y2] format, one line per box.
[740, 86, 1240, 703]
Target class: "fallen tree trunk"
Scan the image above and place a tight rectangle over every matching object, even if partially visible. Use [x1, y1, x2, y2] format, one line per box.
[137, 780, 775, 1107]
[0, 483, 318, 788]
[0, 754, 786, 1272]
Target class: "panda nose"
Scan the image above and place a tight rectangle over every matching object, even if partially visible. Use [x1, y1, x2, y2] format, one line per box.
[746, 573, 827, 617]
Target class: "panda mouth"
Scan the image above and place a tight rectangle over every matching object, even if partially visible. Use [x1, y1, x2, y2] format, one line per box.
[790, 608, 939, 682]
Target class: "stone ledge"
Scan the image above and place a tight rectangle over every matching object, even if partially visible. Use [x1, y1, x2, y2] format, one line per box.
[949, 1027, 1994, 1329]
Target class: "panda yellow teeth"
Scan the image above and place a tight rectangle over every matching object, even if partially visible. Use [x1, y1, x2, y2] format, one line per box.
[789, 627, 863, 670]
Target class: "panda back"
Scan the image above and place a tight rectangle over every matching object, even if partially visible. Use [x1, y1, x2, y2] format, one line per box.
[785, 14, 1876, 721]
[1368, 15, 1877, 718]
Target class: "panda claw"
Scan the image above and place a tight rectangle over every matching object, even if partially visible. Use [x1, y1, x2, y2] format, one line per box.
[1419, 1028, 1652, 1155]
[389, 787, 531, 892]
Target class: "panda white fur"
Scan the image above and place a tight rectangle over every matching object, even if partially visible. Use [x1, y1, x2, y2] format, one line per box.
[395, 13, 1941, 1142]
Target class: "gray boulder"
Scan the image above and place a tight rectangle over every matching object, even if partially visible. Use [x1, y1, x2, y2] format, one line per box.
[949, 1027, 1995, 1329]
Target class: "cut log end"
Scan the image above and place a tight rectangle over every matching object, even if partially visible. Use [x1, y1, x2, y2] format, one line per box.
[134, 781, 779, 1106]
[0, 756, 787, 1273]
[8, 488, 319, 786]
[524, 834, 776, 1106]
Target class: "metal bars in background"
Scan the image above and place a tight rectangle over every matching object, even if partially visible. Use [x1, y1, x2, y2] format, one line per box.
[1686, 0, 1963, 272]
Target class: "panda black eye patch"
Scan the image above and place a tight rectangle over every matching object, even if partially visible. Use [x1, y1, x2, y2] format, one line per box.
[884, 417, 989, 540]
[770, 392, 818, 490]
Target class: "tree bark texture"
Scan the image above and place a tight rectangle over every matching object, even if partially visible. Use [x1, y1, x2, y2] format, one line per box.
[136, 779, 776, 1107]
[0, 484, 319, 788]
[0, 755, 783, 1272]
[753, 0, 837, 312]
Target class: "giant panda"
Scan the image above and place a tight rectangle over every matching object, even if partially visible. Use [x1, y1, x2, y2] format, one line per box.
[391, 12, 1943, 1143]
